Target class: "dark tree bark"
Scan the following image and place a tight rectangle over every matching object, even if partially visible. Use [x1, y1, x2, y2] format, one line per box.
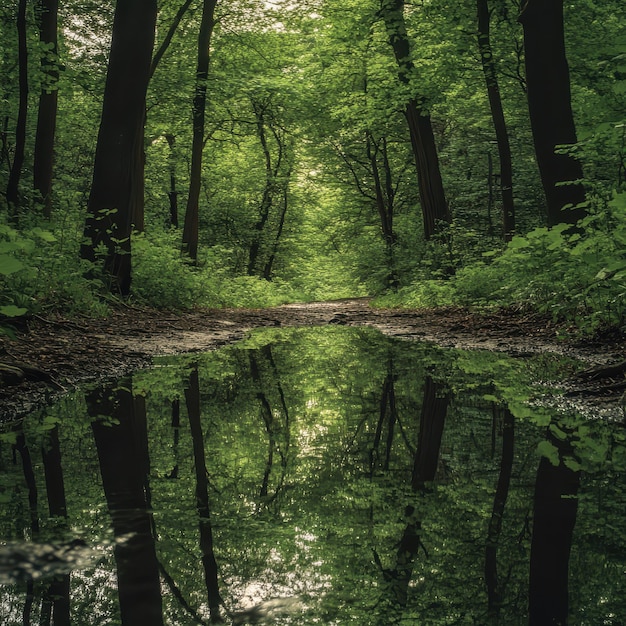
[80, 0, 157, 295]
[33, 0, 59, 218]
[262, 173, 290, 281]
[149, 0, 195, 79]
[380, 0, 450, 240]
[247, 96, 289, 278]
[485, 407, 514, 619]
[366, 133, 399, 288]
[249, 347, 289, 501]
[369, 363, 399, 476]
[130, 0, 194, 233]
[184, 366, 223, 622]
[411, 377, 450, 489]
[529, 430, 580, 626]
[14, 432, 40, 535]
[477, 0, 515, 240]
[6, 0, 29, 215]
[518, 0, 586, 226]
[41, 425, 70, 626]
[182, 0, 218, 261]
[165, 134, 179, 228]
[88, 381, 164, 626]
[247, 101, 275, 276]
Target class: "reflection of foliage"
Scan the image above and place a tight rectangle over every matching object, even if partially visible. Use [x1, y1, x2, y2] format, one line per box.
[0, 327, 625, 624]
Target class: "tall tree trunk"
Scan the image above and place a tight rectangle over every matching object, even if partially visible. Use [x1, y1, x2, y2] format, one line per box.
[89, 381, 164, 626]
[477, 0, 515, 240]
[528, 428, 580, 625]
[6, 0, 29, 215]
[518, 0, 586, 226]
[248, 98, 284, 276]
[485, 407, 514, 619]
[130, 0, 194, 233]
[411, 377, 450, 489]
[262, 167, 291, 281]
[33, 0, 59, 218]
[182, 0, 218, 261]
[41, 425, 70, 626]
[165, 134, 179, 228]
[380, 0, 450, 240]
[80, 0, 157, 295]
[185, 366, 223, 622]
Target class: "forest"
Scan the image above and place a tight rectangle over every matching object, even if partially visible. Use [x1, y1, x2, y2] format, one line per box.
[2, 2, 626, 623]
[0, 0, 625, 332]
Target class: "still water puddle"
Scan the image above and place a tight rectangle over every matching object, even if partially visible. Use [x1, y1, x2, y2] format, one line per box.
[1, 326, 625, 625]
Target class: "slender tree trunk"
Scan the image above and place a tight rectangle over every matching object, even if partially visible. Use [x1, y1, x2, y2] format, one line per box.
[263, 162, 292, 281]
[149, 0, 195, 79]
[518, 0, 586, 226]
[14, 432, 40, 535]
[185, 366, 223, 622]
[80, 0, 157, 295]
[477, 0, 515, 240]
[182, 0, 218, 261]
[366, 132, 394, 243]
[485, 407, 514, 619]
[248, 99, 283, 276]
[33, 0, 59, 218]
[165, 134, 179, 228]
[380, 0, 450, 239]
[6, 0, 29, 215]
[41, 425, 70, 626]
[130, 0, 194, 232]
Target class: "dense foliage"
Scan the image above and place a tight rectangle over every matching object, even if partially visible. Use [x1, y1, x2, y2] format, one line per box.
[1, 0, 625, 332]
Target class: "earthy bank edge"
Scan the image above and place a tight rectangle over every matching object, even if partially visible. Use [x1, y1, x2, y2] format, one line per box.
[1, 299, 624, 423]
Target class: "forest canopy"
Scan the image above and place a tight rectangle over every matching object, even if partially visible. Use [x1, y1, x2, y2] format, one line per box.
[1, 0, 625, 333]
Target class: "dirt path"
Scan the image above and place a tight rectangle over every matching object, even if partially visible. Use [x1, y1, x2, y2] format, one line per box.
[1, 299, 624, 422]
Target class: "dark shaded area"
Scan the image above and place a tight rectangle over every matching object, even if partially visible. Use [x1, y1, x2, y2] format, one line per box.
[529, 430, 580, 625]
[88, 380, 164, 626]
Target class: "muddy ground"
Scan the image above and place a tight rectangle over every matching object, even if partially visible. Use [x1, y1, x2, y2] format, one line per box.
[1, 298, 625, 423]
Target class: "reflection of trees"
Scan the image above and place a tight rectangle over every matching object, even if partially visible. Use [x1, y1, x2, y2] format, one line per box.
[88, 379, 164, 626]
[8, 421, 72, 624]
[13, 429, 39, 623]
[529, 426, 580, 626]
[40, 425, 70, 626]
[370, 360, 399, 474]
[412, 377, 449, 490]
[374, 375, 451, 621]
[167, 398, 181, 479]
[249, 345, 290, 504]
[185, 365, 224, 623]
[485, 406, 514, 621]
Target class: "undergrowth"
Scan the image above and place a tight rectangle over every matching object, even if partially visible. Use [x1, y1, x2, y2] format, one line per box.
[375, 192, 626, 335]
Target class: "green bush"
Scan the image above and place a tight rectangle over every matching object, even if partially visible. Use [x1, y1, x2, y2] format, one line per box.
[0, 221, 107, 322]
[377, 192, 626, 334]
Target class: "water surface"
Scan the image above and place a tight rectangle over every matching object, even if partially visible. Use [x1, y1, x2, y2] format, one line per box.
[1, 327, 625, 625]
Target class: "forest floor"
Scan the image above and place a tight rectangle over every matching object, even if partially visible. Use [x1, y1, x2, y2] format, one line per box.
[1, 298, 625, 423]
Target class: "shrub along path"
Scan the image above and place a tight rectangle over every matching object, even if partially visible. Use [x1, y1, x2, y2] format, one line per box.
[1, 298, 624, 422]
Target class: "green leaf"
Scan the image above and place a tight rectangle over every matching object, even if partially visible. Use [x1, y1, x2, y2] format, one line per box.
[0, 254, 24, 276]
[537, 440, 560, 466]
[549, 423, 568, 441]
[563, 457, 582, 472]
[507, 236, 529, 249]
[0, 305, 28, 317]
[482, 394, 500, 403]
